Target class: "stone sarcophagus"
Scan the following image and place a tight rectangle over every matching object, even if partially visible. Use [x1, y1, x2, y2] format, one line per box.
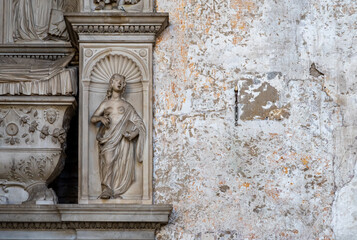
[0, 96, 76, 204]
[0, 55, 77, 204]
[0, 0, 78, 204]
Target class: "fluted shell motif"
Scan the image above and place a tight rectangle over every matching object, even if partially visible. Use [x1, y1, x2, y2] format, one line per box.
[91, 55, 142, 83]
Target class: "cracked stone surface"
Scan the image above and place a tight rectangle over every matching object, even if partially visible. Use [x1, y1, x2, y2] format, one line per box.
[153, 0, 357, 239]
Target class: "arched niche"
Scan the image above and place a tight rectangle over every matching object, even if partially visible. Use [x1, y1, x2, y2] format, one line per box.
[81, 47, 152, 203]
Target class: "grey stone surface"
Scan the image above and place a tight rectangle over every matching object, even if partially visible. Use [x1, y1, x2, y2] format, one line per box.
[0, 230, 154, 240]
[0, 0, 79, 44]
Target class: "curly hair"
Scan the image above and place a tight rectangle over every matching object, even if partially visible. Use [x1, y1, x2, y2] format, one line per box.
[105, 74, 127, 100]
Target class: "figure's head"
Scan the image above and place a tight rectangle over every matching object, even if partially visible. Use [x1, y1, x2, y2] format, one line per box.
[46, 109, 57, 124]
[106, 74, 126, 99]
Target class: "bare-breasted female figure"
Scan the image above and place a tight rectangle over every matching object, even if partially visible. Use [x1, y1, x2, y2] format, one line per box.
[91, 74, 145, 199]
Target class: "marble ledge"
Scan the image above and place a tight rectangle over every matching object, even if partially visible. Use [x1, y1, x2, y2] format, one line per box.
[0, 204, 173, 224]
[0, 42, 75, 60]
[64, 12, 169, 44]
[0, 96, 76, 105]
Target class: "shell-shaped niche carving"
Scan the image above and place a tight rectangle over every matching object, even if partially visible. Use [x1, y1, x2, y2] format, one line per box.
[91, 55, 142, 83]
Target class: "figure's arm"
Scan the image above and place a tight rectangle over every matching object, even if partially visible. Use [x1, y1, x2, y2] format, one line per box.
[91, 102, 110, 127]
[123, 105, 141, 140]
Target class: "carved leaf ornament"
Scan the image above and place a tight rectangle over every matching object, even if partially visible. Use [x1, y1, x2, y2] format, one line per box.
[0, 108, 66, 145]
[9, 156, 54, 184]
[91, 55, 142, 83]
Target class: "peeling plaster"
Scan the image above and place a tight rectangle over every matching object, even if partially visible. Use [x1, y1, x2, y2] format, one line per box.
[153, 0, 357, 239]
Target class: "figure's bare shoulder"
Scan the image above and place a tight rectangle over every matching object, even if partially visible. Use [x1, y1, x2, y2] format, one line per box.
[122, 99, 135, 111]
[99, 99, 110, 108]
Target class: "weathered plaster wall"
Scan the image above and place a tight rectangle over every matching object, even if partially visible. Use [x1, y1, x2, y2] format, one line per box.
[153, 0, 357, 239]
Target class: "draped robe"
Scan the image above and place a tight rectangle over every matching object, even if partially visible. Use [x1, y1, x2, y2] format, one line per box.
[12, 0, 65, 41]
[96, 103, 146, 197]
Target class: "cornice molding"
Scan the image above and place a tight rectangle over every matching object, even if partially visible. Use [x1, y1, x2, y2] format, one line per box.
[64, 13, 169, 44]
[0, 204, 172, 230]
[0, 222, 163, 230]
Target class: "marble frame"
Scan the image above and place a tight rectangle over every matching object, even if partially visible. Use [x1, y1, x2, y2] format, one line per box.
[79, 44, 153, 204]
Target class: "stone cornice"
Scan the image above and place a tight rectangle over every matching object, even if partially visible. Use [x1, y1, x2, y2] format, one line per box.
[0, 222, 163, 230]
[0, 43, 75, 60]
[0, 96, 77, 106]
[64, 13, 169, 43]
[0, 204, 172, 230]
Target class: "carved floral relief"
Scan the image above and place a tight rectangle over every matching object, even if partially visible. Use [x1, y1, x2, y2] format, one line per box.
[0, 108, 67, 146]
[4, 154, 60, 204]
[0, 102, 75, 204]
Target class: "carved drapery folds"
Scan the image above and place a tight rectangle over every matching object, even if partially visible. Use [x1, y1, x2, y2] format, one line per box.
[0, 47, 77, 205]
[78, 49, 149, 204]
[91, 73, 146, 199]
[0, 54, 77, 96]
[12, 0, 79, 42]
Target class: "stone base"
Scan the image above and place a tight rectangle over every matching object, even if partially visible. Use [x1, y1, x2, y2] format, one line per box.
[0, 204, 172, 240]
[0, 230, 154, 240]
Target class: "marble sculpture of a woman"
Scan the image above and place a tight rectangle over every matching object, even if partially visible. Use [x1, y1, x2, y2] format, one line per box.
[91, 74, 146, 199]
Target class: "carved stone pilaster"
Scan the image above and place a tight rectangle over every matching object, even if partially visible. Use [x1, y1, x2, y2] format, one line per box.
[65, 13, 168, 205]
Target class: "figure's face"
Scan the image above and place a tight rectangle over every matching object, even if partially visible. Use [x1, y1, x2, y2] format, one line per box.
[47, 109, 57, 124]
[112, 76, 125, 92]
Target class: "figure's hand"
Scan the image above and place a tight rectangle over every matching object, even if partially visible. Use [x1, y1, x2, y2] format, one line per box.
[123, 129, 139, 140]
[56, 21, 66, 35]
[123, 131, 131, 139]
[100, 116, 110, 127]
